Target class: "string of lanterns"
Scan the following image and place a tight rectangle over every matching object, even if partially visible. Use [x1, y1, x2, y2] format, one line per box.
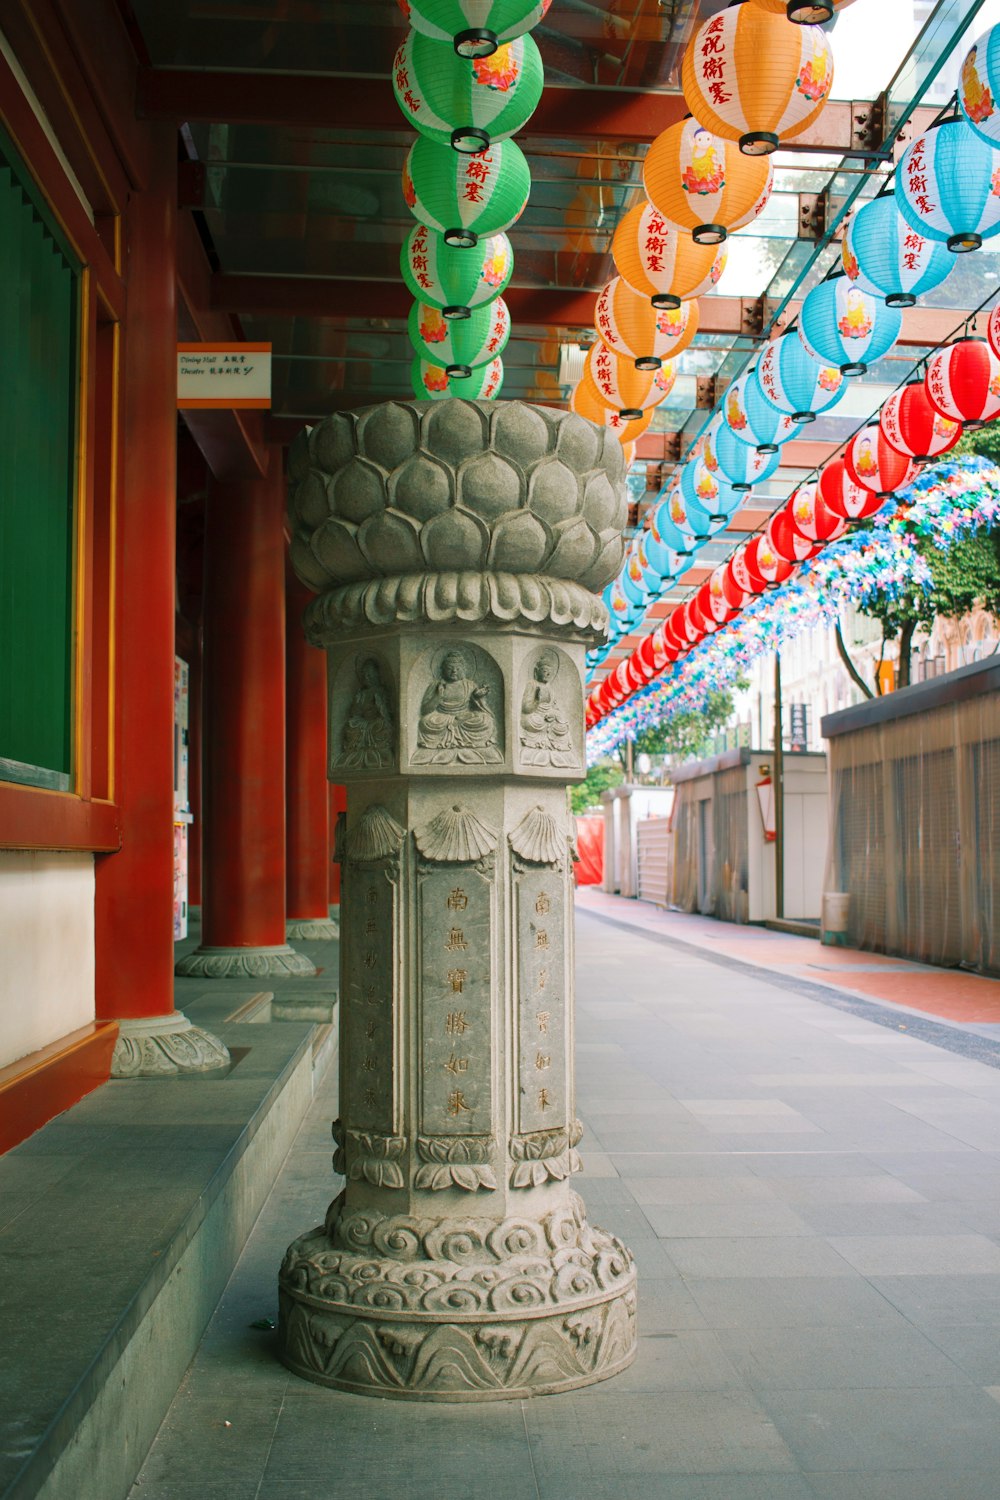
[586, 453, 1000, 761]
[587, 313, 1000, 728]
[561, 0, 839, 460]
[585, 13, 1000, 726]
[394, 0, 552, 401]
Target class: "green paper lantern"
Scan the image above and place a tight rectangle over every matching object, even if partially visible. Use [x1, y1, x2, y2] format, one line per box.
[403, 136, 531, 247]
[398, 0, 551, 59]
[400, 224, 513, 318]
[393, 29, 544, 152]
[408, 297, 510, 375]
[412, 355, 504, 400]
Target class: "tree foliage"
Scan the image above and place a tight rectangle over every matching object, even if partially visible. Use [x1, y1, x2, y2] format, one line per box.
[616, 688, 739, 768]
[569, 760, 622, 816]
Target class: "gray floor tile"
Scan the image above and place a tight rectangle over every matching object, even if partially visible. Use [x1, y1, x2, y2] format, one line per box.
[627, 1175, 780, 1207]
[827, 1233, 1000, 1276]
[642, 1203, 813, 1239]
[807, 1475, 1000, 1500]
[664, 1236, 855, 1279]
[684, 1276, 905, 1330]
[870, 1272, 1000, 1326]
[758, 1386, 1000, 1472]
[716, 1323, 971, 1391]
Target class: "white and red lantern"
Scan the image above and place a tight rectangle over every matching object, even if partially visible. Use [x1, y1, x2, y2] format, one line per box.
[786, 480, 848, 543]
[924, 337, 1000, 430]
[745, 534, 794, 590]
[844, 423, 919, 497]
[879, 380, 963, 463]
[767, 504, 817, 562]
[819, 456, 887, 520]
[706, 564, 742, 624]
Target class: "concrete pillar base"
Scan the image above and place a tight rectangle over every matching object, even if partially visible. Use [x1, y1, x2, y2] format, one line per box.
[279, 1188, 636, 1400]
[110, 1012, 230, 1077]
[175, 944, 317, 979]
[286, 916, 340, 942]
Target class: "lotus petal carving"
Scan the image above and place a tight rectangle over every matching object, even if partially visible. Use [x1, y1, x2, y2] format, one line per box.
[414, 804, 498, 864]
[509, 805, 565, 866]
[345, 805, 405, 863]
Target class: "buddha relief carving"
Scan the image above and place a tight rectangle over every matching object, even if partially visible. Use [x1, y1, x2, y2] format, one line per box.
[412, 645, 503, 766]
[338, 655, 394, 769]
[519, 649, 578, 768]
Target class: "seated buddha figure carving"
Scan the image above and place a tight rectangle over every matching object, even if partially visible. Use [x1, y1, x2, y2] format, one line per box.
[413, 647, 503, 765]
[520, 650, 576, 768]
[339, 656, 394, 769]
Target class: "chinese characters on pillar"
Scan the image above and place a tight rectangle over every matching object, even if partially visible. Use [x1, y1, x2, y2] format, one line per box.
[517, 871, 567, 1132]
[419, 873, 492, 1134]
[344, 872, 395, 1132]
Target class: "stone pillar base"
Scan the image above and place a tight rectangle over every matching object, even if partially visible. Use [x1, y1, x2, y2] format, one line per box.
[111, 1012, 231, 1078]
[278, 1190, 637, 1401]
[286, 916, 340, 942]
[175, 944, 317, 978]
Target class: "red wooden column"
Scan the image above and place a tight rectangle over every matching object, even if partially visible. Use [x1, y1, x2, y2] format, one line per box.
[329, 782, 347, 912]
[94, 126, 228, 1074]
[177, 452, 315, 978]
[285, 570, 338, 940]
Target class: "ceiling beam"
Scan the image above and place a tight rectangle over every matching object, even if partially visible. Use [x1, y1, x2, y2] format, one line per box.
[139, 71, 914, 156]
[139, 70, 687, 142]
[212, 273, 976, 349]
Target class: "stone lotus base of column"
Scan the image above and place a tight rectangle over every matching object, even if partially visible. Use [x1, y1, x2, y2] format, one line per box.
[174, 944, 317, 979]
[286, 916, 340, 941]
[110, 1011, 231, 1078]
[278, 1190, 637, 1400]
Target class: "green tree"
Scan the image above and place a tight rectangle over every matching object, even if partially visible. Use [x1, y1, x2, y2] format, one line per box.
[852, 526, 1000, 689]
[615, 687, 739, 769]
[569, 760, 622, 816]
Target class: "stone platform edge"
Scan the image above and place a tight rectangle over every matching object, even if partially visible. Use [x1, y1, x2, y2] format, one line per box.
[0, 1014, 336, 1500]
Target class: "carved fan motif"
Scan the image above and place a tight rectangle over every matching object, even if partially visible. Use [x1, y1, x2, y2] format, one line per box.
[414, 804, 499, 863]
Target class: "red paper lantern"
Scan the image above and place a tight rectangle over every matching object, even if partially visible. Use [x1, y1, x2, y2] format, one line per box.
[844, 423, 919, 497]
[767, 504, 817, 562]
[727, 544, 756, 598]
[988, 302, 1000, 363]
[818, 456, 886, 520]
[787, 480, 848, 542]
[721, 559, 750, 610]
[924, 337, 1000, 430]
[692, 581, 723, 634]
[745, 534, 794, 590]
[707, 564, 741, 624]
[879, 379, 963, 462]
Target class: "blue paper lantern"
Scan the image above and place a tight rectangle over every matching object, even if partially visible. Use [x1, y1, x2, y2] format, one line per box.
[753, 329, 845, 422]
[895, 117, 1000, 254]
[722, 368, 797, 453]
[714, 422, 782, 491]
[650, 495, 695, 561]
[843, 195, 953, 309]
[679, 461, 741, 527]
[798, 276, 902, 377]
[959, 26, 1000, 149]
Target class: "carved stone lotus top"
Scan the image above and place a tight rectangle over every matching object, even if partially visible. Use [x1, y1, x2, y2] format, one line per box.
[288, 400, 628, 610]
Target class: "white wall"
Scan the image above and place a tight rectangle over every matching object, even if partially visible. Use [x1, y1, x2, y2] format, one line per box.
[0, 850, 95, 1068]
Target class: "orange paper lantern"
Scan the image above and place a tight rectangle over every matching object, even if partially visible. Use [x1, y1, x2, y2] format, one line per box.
[612, 201, 727, 309]
[750, 0, 857, 22]
[682, 4, 833, 157]
[595, 277, 699, 370]
[583, 344, 676, 419]
[643, 117, 773, 245]
[570, 381, 655, 444]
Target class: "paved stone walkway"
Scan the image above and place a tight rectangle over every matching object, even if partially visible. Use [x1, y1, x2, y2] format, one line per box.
[133, 903, 1000, 1500]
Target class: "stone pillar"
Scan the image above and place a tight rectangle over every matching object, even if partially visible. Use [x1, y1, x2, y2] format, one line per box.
[177, 454, 316, 979]
[286, 568, 338, 940]
[278, 399, 636, 1399]
[95, 125, 227, 1076]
